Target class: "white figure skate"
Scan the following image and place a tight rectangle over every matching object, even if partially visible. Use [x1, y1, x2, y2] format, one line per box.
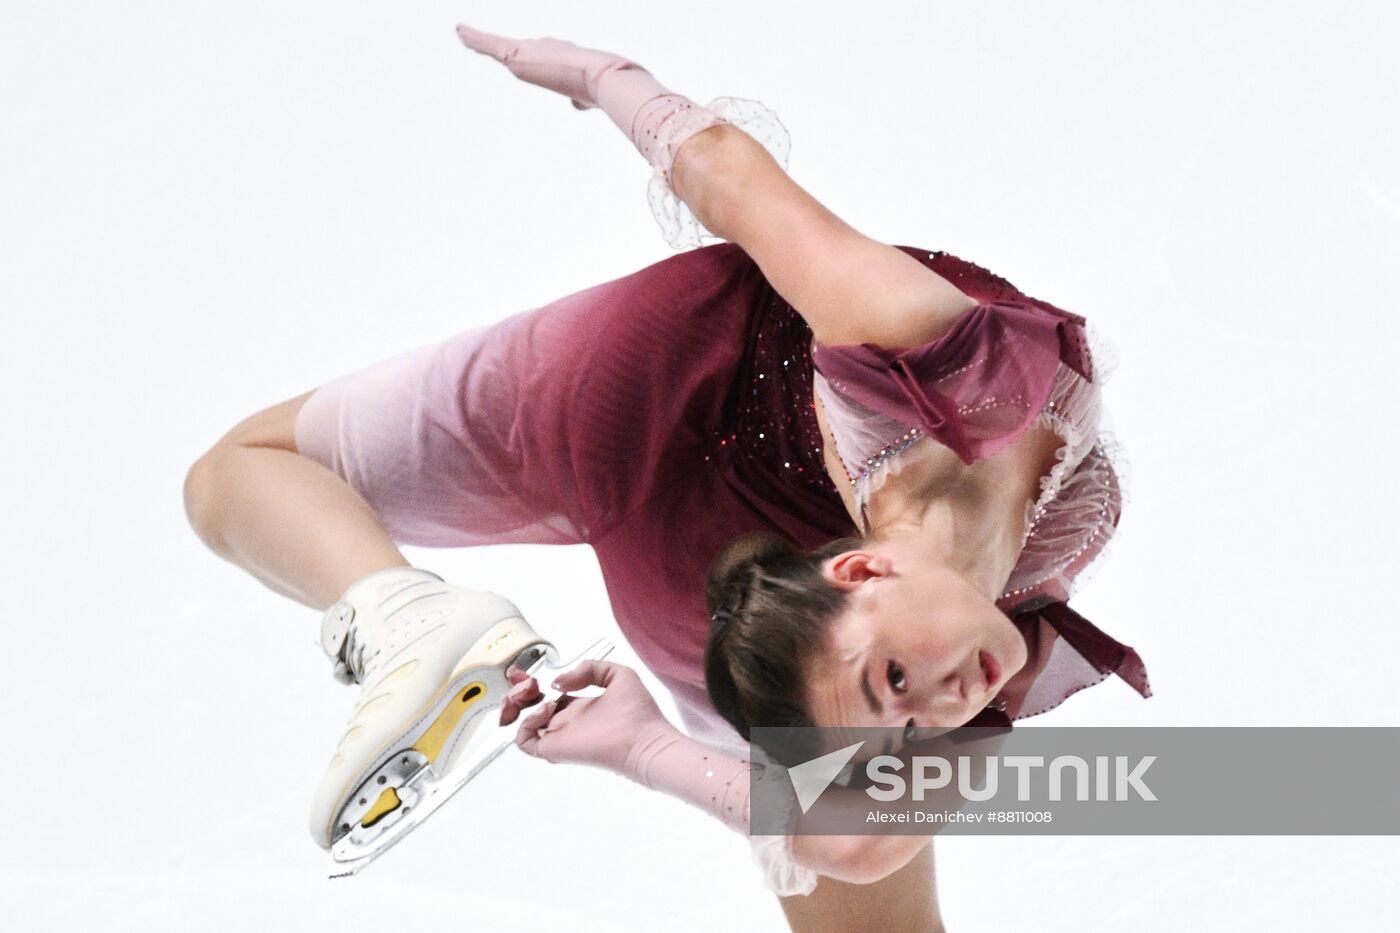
[311, 566, 612, 877]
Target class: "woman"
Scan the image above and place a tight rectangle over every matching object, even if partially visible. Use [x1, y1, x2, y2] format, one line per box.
[183, 24, 1150, 931]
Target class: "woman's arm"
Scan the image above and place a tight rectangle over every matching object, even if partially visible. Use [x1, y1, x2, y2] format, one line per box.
[502, 660, 933, 886]
[616, 723, 935, 886]
[671, 126, 978, 349]
[454, 24, 976, 349]
[626, 726, 935, 886]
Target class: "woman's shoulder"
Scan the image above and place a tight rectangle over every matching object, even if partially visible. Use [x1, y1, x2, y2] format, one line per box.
[810, 306, 1094, 468]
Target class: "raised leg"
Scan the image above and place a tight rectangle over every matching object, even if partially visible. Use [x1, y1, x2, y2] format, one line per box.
[182, 320, 601, 859]
[183, 317, 598, 611]
[183, 389, 409, 611]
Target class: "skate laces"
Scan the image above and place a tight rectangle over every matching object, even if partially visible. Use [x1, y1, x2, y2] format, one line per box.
[342, 620, 369, 684]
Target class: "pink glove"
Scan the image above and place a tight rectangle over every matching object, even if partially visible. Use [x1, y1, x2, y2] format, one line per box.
[500, 659, 751, 833]
[453, 28, 638, 112]
[454, 25, 728, 185]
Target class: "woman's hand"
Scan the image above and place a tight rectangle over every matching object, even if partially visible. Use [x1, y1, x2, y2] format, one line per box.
[500, 659, 675, 774]
[455, 24, 641, 112]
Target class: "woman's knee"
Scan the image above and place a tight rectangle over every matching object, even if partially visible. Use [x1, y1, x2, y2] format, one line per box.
[184, 389, 318, 541]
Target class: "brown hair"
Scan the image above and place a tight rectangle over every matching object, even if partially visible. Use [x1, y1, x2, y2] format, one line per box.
[703, 531, 861, 744]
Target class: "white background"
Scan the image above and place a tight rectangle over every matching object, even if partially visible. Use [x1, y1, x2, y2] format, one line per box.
[3, 1, 1397, 930]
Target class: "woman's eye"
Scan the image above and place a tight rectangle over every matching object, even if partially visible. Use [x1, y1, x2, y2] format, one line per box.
[902, 717, 918, 743]
[886, 660, 907, 693]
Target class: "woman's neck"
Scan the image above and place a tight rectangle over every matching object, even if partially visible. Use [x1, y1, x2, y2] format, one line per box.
[864, 459, 1032, 600]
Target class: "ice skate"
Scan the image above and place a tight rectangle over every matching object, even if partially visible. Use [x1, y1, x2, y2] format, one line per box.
[309, 566, 611, 877]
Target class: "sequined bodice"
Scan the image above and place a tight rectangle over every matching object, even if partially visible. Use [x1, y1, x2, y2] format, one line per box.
[703, 244, 1127, 621]
[719, 296, 844, 505]
[710, 291, 1101, 573]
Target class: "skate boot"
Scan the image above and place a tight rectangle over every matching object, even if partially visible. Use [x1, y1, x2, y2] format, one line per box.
[309, 566, 558, 864]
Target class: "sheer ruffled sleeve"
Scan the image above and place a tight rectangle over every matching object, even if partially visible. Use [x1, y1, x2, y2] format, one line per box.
[990, 321, 1152, 719]
[746, 748, 819, 897]
[646, 96, 792, 250]
[750, 830, 819, 897]
[810, 299, 1095, 465]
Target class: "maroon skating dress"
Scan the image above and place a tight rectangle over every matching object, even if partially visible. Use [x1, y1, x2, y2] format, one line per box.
[294, 241, 1152, 758]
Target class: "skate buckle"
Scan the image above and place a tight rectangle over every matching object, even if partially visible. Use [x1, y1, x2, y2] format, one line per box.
[326, 635, 615, 879]
[320, 601, 356, 684]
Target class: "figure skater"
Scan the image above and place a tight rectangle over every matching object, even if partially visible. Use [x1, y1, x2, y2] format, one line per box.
[183, 24, 1151, 932]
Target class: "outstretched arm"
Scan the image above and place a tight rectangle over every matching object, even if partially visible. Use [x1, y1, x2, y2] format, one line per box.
[500, 660, 934, 887]
[455, 24, 976, 349]
[672, 127, 978, 348]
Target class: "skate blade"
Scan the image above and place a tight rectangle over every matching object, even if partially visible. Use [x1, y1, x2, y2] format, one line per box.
[326, 635, 615, 879]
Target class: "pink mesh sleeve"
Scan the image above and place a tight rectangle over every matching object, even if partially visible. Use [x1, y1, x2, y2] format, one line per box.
[642, 96, 793, 250]
[587, 57, 795, 249]
[621, 728, 819, 896]
[623, 729, 750, 833]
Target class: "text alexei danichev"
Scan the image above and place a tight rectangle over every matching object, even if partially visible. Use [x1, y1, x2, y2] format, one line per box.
[866, 810, 1054, 823]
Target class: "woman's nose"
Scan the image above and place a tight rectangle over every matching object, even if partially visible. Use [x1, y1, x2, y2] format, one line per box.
[937, 669, 967, 702]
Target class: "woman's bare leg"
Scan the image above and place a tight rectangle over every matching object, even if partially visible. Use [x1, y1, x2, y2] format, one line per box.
[778, 840, 943, 933]
[182, 390, 409, 611]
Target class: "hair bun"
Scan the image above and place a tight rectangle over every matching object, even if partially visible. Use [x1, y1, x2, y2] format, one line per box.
[704, 530, 791, 615]
[702, 531, 859, 745]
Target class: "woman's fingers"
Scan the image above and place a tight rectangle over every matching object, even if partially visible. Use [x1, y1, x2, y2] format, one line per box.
[514, 698, 559, 758]
[498, 674, 542, 726]
[550, 658, 627, 693]
[454, 24, 519, 63]
[450, 30, 616, 112]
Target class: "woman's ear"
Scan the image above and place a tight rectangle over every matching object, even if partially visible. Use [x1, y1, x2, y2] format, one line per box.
[821, 550, 892, 591]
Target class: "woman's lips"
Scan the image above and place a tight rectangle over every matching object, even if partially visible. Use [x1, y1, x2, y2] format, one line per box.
[978, 650, 1002, 692]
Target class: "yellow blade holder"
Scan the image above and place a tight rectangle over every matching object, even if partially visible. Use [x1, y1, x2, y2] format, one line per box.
[327, 635, 616, 879]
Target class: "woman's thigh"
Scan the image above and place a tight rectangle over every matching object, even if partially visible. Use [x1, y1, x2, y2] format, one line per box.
[778, 841, 943, 933]
[292, 315, 595, 549]
[290, 257, 753, 550]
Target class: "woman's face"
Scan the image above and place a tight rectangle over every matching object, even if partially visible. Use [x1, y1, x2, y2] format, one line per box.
[802, 541, 1029, 749]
